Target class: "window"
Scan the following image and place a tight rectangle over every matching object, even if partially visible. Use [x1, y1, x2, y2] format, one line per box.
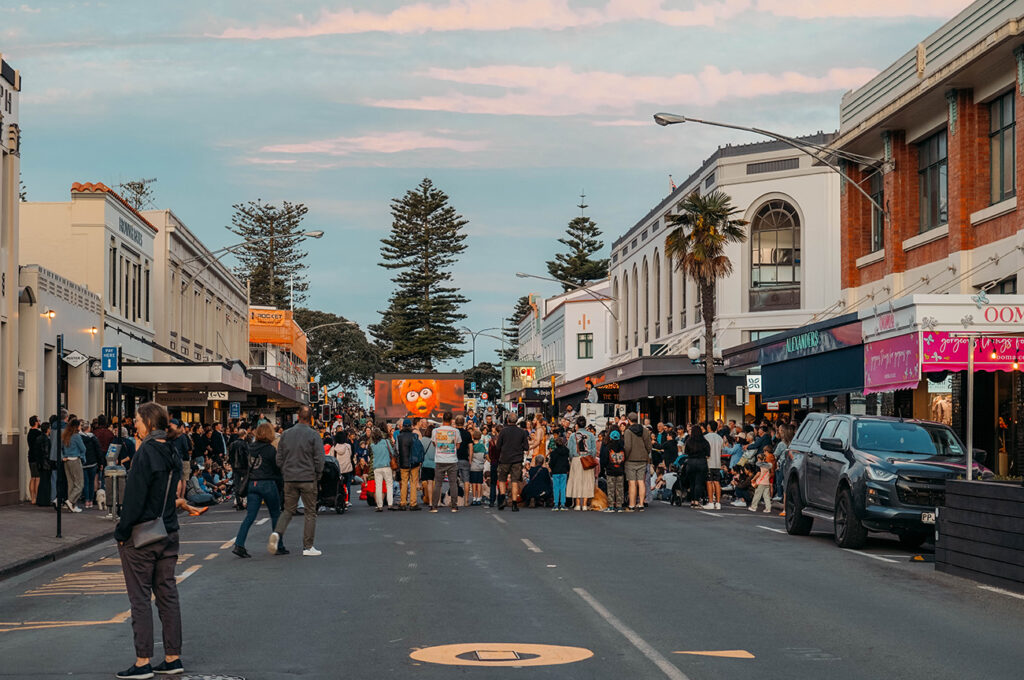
[869, 170, 884, 253]
[750, 199, 801, 310]
[108, 241, 117, 308]
[749, 330, 784, 341]
[990, 91, 1015, 204]
[144, 267, 150, 323]
[987, 276, 1017, 295]
[747, 158, 799, 175]
[918, 129, 948, 232]
[705, 173, 715, 188]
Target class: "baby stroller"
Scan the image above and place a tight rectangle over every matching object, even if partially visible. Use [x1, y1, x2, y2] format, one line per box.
[318, 456, 347, 514]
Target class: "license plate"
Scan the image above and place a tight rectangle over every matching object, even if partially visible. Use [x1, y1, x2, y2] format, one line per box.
[921, 512, 936, 524]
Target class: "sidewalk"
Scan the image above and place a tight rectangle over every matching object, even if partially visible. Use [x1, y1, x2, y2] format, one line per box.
[0, 502, 115, 580]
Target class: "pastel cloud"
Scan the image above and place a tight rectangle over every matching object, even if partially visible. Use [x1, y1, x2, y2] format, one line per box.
[216, 0, 959, 39]
[365, 64, 879, 116]
[260, 130, 488, 155]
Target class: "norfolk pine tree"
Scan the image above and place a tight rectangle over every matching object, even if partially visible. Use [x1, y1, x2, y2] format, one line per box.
[227, 200, 311, 308]
[371, 178, 469, 371]
[546, 193, 608, 291]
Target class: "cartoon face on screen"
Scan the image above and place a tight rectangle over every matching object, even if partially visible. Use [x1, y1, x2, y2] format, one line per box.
[397, 379, 441, 417]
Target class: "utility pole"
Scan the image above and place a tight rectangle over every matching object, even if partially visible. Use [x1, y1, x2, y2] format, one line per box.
[56, 334, 64, 538]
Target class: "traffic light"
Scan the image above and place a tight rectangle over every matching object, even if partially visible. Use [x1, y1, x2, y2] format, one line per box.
[516, 402, 525, 419]
[321, 404, 330, 421]
[309, 381, 320, 404]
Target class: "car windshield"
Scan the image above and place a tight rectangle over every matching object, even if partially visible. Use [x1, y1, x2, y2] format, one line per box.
[853, 421, 964, 456]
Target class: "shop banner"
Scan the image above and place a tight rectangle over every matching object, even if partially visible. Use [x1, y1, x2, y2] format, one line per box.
[864, 332, 921, 395]
[921, 331, 1024, 372]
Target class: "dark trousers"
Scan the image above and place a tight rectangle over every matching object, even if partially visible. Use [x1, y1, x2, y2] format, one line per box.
[686, 462, 707, 502]
[489, 468, 498, 504]
[275, 481, 318, 549]
[236, 480, 283, 549]
[118, 531, 182, 659]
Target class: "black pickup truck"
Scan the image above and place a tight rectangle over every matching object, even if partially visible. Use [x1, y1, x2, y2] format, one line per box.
[784, 414, 990, 549]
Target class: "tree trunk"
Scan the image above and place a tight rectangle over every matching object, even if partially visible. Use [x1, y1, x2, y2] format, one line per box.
[701, 279, 715, 423]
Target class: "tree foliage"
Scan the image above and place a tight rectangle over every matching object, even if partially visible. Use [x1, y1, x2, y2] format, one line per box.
[227, 200, 311, 309]
[117, 178, 157, 210]
[500, 295, 533, 361]
[463, 362, 502, 398]
[370, 178, 469, 371]
[664, 190, 747, 421]
[546, 197, 608, 290]
[293, 308, 381, 393]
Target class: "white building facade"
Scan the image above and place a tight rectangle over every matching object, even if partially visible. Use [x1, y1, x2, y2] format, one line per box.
[603, 134, 842, 423]
[0, 55, 20, 505]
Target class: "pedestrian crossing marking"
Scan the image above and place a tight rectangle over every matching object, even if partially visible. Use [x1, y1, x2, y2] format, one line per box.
[673, 650, 755, 659]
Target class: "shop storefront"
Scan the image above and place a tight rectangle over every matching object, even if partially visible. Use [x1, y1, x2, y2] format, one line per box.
[724, 314, 865, 420]
[860, 295, 1024, 476]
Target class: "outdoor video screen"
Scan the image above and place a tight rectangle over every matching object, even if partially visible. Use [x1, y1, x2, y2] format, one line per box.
[374, 373, 465, 420]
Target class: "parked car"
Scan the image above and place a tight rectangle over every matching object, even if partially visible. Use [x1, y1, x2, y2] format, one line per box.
[784, 414, 991, 549]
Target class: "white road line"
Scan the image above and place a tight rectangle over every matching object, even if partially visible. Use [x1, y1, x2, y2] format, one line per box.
[978, 585, 1024, 600]
[176, 566, 201, 584]
[406, 550, 416, 556]
[255, 518, 268, 526]
[698, 511, 724, 518]
[492, 515, 508, 525]
[841, 549, 898, 563]
[757, 525, 787, 534]
[220, 540, 235, 550]
[521, 538, 542, 553]
[574, 587, 690, 680]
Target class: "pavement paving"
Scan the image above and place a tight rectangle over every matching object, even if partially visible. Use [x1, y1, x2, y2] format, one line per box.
[1, 499, 1022, 680]
[0, 503, 114, 580]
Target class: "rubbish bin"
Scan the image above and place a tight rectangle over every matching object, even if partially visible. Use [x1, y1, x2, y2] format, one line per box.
[104, 447, 127, 522]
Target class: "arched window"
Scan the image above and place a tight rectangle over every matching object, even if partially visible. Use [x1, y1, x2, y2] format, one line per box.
[622, 275, 630, 350]
[641, 259, 649, 343]
[750, 199, 801, 311]
[612, 278, 620, 353]
[653, 251, 661, 338]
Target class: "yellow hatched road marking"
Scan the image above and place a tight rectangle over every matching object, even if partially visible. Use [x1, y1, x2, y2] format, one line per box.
[673, 650, 755, 659]
[0, 610, 130, 633]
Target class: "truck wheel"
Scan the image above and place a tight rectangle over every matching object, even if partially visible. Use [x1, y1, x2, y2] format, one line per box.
[785, 478, 813, 536]
[834, 488, 868, 549]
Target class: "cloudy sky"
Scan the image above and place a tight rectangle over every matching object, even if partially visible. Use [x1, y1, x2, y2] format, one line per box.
[4, 0, 966, 369]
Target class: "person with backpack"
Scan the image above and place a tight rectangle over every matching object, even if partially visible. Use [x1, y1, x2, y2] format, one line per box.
[332, 431, 354, 508]
[395, 418, 423, 510]
[602, 429, 626, 512]
[418, 421, 436, 508]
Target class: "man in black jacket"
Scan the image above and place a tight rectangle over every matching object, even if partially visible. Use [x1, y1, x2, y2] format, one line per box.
[495, 416, 530, 511]
[395, 419, 422, 511]
[228, 426, 251, 510]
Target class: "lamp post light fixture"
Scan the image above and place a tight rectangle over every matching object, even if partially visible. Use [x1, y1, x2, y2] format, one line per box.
[652, 112, 888, 218]
[41, 307, 56, 319]
[460, 326, 503, 369]
[304, 320, 360, 334]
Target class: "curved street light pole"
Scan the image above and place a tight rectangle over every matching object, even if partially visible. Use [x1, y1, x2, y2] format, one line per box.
[460, 326, 502, 369]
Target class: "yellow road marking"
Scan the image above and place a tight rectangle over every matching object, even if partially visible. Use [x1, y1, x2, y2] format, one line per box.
[176, 565, 201, 583]
[221, 540, 236, 549]
[673, 650, 755, 659]
[205, 553, 219, 561]
[410, 643, 592, 667]
[0, 610, 130, 633]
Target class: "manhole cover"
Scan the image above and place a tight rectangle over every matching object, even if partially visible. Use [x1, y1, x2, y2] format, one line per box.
[180, 675, 246, 680]
[411, 643, 592, 667]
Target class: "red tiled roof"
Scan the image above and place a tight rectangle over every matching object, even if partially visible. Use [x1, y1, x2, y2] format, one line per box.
[71, 182, 158, 233]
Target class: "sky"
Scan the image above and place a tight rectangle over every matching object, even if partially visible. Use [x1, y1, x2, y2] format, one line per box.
[3, 0, 968, 370]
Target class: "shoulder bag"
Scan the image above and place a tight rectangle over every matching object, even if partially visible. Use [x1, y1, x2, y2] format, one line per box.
[386, 438, 399, 471]
[131, 462, 174, 548]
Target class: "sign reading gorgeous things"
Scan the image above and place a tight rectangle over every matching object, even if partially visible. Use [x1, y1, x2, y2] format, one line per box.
[922, 332, 1024, 372]
[374, 373, 465, 420]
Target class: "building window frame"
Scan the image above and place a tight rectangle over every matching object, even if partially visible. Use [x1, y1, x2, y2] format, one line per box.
[749, 199, 801, 312]
[577, 332, 594, 360]
[869, 170, 885, 253]
[990, 91, 1016, 205]
[918, 128, 948, 233]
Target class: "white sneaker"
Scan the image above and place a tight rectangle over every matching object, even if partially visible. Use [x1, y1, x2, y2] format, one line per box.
[763, 508, 772, 513]
[267, 532, 280, 555]
[302, 547, 322, 557]
[64, 500, 74, 512]
[714, 502, 721, 510]
[731, 500, 746, 507]
[702, 502, 716, 510]
[72, 505, 83, 513]
[748, 506, 757, 512]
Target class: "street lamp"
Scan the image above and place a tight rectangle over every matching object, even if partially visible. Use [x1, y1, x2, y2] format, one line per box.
[515, 272, 617, 321]
[179, 230, 325, 293]
[304, 320, 359, 334]
[652, 112, 888, 217]
[461, 326, 502, 368]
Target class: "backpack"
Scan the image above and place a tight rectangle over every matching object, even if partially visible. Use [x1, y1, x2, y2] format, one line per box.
[609, 450, 625, 466]
[410, 434, 425, 467]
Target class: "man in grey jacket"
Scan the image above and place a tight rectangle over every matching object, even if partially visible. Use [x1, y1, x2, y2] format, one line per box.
[268, 407, 325, 557]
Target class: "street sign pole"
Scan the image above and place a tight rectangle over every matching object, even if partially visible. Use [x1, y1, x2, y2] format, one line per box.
[56, 334, 63, 538]
[117, 346, 123, 432]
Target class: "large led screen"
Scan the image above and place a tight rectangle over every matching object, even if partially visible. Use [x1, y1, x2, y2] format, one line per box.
[374, 373, 465, 420]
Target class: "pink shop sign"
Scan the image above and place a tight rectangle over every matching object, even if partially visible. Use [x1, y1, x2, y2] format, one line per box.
[864, 333, 921, 395]
[921, 331, 1024, 372]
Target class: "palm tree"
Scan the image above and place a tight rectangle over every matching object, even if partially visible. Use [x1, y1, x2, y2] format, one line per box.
[664, 190, 748, 422]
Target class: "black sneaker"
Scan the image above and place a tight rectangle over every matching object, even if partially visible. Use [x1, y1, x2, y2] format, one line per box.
[276, 547, 290, 555]
[115, 663, 153, 679]
[232, 545, 251, 558]
[511, 502, 519, 512]
[152, 659, 184, 675]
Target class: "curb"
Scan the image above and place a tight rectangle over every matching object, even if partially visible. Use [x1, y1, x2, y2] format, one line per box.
[0, 529, 115, 582]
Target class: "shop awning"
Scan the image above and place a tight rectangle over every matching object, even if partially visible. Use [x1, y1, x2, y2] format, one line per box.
[864, 333, 921, 395]
[762, 346, 864, 401]
[119, 361, 251, 392]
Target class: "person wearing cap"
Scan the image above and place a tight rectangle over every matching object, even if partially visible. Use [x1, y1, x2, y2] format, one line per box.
[395, 418, 422, 510]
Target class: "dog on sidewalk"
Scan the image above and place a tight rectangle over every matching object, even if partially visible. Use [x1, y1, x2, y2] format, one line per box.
[95, 488, 107, 511]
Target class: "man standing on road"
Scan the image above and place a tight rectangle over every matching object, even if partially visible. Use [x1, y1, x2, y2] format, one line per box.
[495, 416, 530, 512]
[455, 415, 472, 508]
[623, 412, 651, 512]
[269, 406, 325, 557]
[396, 418, 422, 510]
[430, 411, 461, 513]
[704, 421, 724, 510]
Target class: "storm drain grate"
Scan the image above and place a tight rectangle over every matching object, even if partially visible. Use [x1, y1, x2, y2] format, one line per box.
[180, 675, 246, 680]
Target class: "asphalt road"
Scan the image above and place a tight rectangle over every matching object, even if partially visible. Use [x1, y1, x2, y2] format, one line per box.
[1, 498, 1023, 680]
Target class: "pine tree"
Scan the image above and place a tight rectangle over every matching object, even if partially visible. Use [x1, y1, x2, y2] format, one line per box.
[227, 200, 311, 308]
[370, 178, 469, 371]
[117, 178, 157, 210]
[500, 295, 533, 361]
[546, 192, 608, 291]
